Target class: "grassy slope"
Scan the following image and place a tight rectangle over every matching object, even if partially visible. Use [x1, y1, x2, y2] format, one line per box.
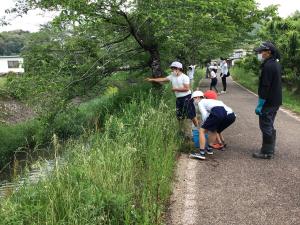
[231, 66, 300, 114]
[0, 86, 182, 224]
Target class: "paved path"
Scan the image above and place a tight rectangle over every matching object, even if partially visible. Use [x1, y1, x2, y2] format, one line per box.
[168, 77, 300, 225]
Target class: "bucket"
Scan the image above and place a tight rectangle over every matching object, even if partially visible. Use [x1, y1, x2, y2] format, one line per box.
[192, 130, 209, 149]
[192, 129, 200, 148]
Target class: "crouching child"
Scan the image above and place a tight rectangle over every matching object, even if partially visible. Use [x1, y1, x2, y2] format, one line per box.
[190, 91, 236, 160]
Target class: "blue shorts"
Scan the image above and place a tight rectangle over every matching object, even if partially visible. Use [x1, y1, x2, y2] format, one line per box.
[201, 107, 235, 132]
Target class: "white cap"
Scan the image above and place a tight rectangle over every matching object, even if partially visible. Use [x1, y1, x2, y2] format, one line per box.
[191, 90, 204, 98]
[170, 61, 183, 69]
[209, 65, 217, 70]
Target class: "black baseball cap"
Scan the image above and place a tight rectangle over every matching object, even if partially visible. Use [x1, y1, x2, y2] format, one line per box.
[255, 42, 276, 53]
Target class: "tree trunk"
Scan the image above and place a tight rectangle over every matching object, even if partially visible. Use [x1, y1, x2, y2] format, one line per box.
[149, 48, 163, 78]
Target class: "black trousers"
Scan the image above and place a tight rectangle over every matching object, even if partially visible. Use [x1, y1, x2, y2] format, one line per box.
[221, 76, 227, 91]
[210, 78, 218, 93]
[259, 106, 279, 137]
[176, 94, 196, 120]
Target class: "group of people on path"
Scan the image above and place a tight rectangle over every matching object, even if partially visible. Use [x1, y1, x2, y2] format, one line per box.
[147, 41, 282, 160]
[146, 61, 235, 160]
[207, 58, 230, 94]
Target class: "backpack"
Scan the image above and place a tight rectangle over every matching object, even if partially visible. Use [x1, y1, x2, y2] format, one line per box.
[225, 70, 231, 77]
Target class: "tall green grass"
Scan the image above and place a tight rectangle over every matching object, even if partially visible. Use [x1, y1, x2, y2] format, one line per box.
[0, 90, 181, 225]
[0, 120, 40, 167]
[0, 77, 6, 89]
[0, 82, 154, 167]
[232, 66, 300, 114]
[0, 77, 8, 97]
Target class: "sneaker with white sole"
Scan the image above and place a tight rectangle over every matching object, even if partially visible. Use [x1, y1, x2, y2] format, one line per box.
[206, 147, 214, 155]
[221, 91, 226, 94]
[190, 151, 206, 160]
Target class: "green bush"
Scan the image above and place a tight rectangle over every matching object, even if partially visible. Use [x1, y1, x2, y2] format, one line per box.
[0, 90, 180, 225]
[0, 120, 41, 167]
[234, 55, 260, 75]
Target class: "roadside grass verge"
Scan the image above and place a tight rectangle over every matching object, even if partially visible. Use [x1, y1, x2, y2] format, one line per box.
[231, 66, 258, 92]
[0, 90, 181, 225]
[231, 66, 300, 114]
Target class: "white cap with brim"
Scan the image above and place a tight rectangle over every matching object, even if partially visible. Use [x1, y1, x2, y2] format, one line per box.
[191, 90, 204, 98]
[170, 61, 183, 69]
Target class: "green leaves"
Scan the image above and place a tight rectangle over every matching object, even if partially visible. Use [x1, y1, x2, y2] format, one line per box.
[4, 0, 273, 107]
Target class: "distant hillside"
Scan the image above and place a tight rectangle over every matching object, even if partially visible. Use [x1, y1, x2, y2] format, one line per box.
[0, 30, 30, 56]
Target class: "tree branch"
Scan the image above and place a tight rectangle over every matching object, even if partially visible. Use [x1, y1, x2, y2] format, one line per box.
[116, 10, 146, 50]
[98, 33, 131, 48]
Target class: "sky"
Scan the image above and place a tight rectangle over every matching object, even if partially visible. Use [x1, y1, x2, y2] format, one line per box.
[0, 0, 57, 32]
[0, 0, 300, 32]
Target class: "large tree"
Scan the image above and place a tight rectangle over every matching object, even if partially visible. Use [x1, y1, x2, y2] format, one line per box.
[9, 0, 264, 77]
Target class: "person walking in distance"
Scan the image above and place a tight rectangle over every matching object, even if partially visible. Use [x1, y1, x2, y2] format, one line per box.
[187, 65, 196, 90]
[146, 61, 198, 139]
[209, 66, 219, 93]
[205, 62, 210, 79]
[253, 42, 282, 159]
[220, 57, 228, 94]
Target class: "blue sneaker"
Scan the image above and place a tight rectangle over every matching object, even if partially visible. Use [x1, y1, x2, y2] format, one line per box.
[190, 151, 206, 160]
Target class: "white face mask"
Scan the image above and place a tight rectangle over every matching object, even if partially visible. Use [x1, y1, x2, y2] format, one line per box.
[194, 98, 200, 105]
[257, 54, 263, 62]
[172, 70, 180, 76]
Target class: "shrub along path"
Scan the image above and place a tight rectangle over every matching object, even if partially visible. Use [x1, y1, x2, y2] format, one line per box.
[167, 77, 300, 225]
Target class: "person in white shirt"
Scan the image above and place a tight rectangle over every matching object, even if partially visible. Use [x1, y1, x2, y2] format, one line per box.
[146, 61, 198, 138]
[190, 91, 236, 160]
[209, 66, 219, 93]
[220, 58, 229, 93]
[187, 65, 196, 90]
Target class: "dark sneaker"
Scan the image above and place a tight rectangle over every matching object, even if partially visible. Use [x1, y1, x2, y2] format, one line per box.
[190, 151, 206, 160]
[206, 147, 214, 155]
[252, 152, 273, 159]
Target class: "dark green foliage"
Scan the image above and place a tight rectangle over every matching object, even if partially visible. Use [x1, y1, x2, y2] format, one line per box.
[259, 11, 300, 93]
[0, 30, 30, 56]
[234, 54, 261, 75]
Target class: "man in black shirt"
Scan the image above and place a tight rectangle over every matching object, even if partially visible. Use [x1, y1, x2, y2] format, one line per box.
[253, 42, 282, 159]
